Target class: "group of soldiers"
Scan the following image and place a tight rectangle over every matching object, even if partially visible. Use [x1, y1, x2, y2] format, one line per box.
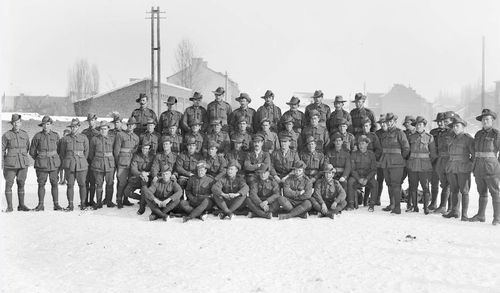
[2, 87, 500, 225]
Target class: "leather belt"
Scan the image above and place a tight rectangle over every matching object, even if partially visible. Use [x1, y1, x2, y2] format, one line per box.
[383, 148, 401, 154]
[409, 153, 429, 159]
[475, 152, 496, 158]
[6, 148, 27, 155]
[120, 148, 132, 153]
[37, 150, 57, 156]
[67, 151, 84, 156]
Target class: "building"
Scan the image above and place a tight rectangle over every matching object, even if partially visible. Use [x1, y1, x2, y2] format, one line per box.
[167, 58, 240, 109]
[73, 78, 192, 118]
[464, 81, 500, 129]
[2, 94, 74, 116]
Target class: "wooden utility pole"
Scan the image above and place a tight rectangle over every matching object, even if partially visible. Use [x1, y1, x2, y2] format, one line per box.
[147, 7, 165, 114]
[481, 36, 485, 109]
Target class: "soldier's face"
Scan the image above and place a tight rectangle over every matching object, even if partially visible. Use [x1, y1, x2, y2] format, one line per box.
[215, 94, 223, 101]
[208, 147, 217, 157]
[259, 171, 269, 180]
[280, 140, 290, 150]
[127, 123, 136, 131]
[115, 121, 122, 130]
[147, 124, 155, 133]
[404, 122, 414, 131]
[239, 99, 249, 108]
[443, 118, 452, 127]
[253, 141, 263, 151]
[70, 126, 79, 135]
[262, 122, 270, 131]
[334, 138, 343, 148]
[313, 97, 321, 103]
[89, 119, 97, 128]
[387, 120, 395, 128]
[437, 120, 445, 128]
[334, 102, 343, 110]
[339, 124, 347, 133]
[12, 120, 22, 131]
[141, 146, 150, 155]
[193, 100, 201, 107]
[416, 122, 425, 132]
[214, 124, 222, 132]
[264, 96, 273, 104]
[100, 127, 109, 136]
[169, 126, 177, 134]
[363, 122, 371, 133]
[191, 124, 201, 133]
[290, 104, 298, 111]
[234, 142, 242, 150]
[355, 100, 364, 109]
[325, 171, 334, 180]
[197, 167, 207, 177]
[163, 142, 171, 152]
[311, 116, 319, 126]
[381, 122, 388, 131]
[227, 166, 238, 177]
[161, 171, 171, 181]
[453, 123, 464, 134]
[42, 122, 51, 132]
[359, 141, 368, 152]
[482, 116, 494, 129]
[239, 121, 247, 131]
[307, 141, 316, 151]
[187, 144, 196, 154]
[140, 97, 148, 106]
[294, 168, 304, 177]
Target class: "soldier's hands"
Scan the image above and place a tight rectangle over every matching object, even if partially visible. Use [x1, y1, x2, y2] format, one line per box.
[164, 198, 172, 205]
[339, 177, 346, 182]
[321, 203, 328, 214]
[274, 175, 281, 183]
[152, 176, 158, 184]
[299, 190, 305, 195]
[154, 198, 162, 206]
[331, 202, 338, 208]
[170, 174, 177, 181]
[260, 201, 269, 211]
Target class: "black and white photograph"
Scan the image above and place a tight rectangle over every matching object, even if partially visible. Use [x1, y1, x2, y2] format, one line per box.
[1, 0, 500, 292]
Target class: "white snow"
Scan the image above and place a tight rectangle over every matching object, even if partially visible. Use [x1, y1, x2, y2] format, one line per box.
[1, 167, 500, 292]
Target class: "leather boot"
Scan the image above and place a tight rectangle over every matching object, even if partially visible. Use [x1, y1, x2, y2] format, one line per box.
[137, 197, 146, 215]
[93, 190, 103, 210]
[53, 203, 63, 211]
[423, 192, 430, 215]
[492, 195, 500, 226]
[65, 202, 74, 211]
[5, 191, 13, 212]
[17, 192, 30, 211]
[35, 184, 45, 211]
[461, 193, 469, 221]
[469, 196, 488, 223]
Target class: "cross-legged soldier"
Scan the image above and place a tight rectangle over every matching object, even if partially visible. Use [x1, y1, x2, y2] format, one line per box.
[141, 167, 182, 221]
[212, 160, 249, 220]
[246, 166, 280, 219]
[278, 161, 313, 220]
[311, 164, 347, 218]
[180, 161, 216, 222]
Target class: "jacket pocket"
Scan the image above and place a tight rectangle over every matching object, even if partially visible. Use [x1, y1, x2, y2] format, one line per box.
[485, 159, 500, 175]
[3, 155, 17, 168]
[35, 157, 49, 169]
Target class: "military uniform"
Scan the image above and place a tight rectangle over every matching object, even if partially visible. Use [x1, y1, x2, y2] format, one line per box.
[348, 150, 378, 209]
[183, 132, 204, 153]
[278, 130, 299, 151]
[280, 110, 305, 133]
[139, 131, 159, 155]
[204, 153, 227, 180]
[428, 126, 446, 209]
[141, 177, 182, 220]
[331, 131, 355, 152]
[258, 130, 280, 154]
[246, 175, 280, 219]
[355, 132, 382, 160]
[203, 130, 230, 155]
[151, 151, 177, 180]
[254, 103, 282, 133]
[305, 103, 330, 127]
[89, 132, 116, 208]
[270, 148, 300, 179]
[161, 133, 183, 154]
[226, 149, 247, 176]
[175, 150, 202, 188]
[350, 107, 376, 135]
[81, 126, 99, 206]
[181, 105, 207, 134]
[298, 124, 329, 153]
[207, 100, 232, 131]
[327, 109, 352, 134]
[2, 126, 30, 211]
[434, 128, 454, 213]
[228, 106, 256, 134]
[180, 173, 216, 220]
[158, 109, 183, 135]
[375, 127, 385, 205]
[212, 173, 249, 218]
[311, 175, 347, 215]
[278, 172, 313, 219]
[113, 129, 139, 207]
[130, 107, 158, 136]
[299, 149, 325, 183]
[230, 130, 253, 152]
[325, 147, 351, 191]
[124, 151, 155, 214]
[243, 149, 271, 184]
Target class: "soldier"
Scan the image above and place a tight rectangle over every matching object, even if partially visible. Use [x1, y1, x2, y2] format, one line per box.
[158, 96, 183, 136]
[59, 118, 89, 211]
[141, 167, 182, 221]
[258, 118, 280, 154]
[162, 122, 183, 154]
[2, 114, 30, 212]
[428, 112, 446, 210]
[300, 136, 325, 184]
[350, 93, 375, 136]
[280, 96, 305, 133]
[278, 116, 299, 151]
[181, 92, 207, 134]
[203, 119, 230, 155]
[139, 118, 159, 155]
[246, 166, 280, 219]
[254, 90, 282, 133]
[401, 115, 416, 210]
[327, 95, 352, 134]
[212, 160, 249, 219]
[442, 116, 474, 220]
[81, 113, 99, 207]
[310, 164, 347, 218]
[347, 135, 378, 210]
[325, 132, 351, 192]
[130, 93, 158, 136]
[375, 114, 387, 206]
[180, 161, 216, 222]
[355, 117, 382, 160]
[278, 160, 313, 220]
[270, 134, 300, 184]
[470, 109, 500, 225]
[226, 136, 247, 176]
[114, 117, 140, 208]
[151, 136, 178, 185]
[58, 128, 71, 185]
[204, 141, 227, 180]
[124, 142, 155, 215]
[243, 134, 271, 184]
[332, 118, 355, 152]
[406, 116, 437, 214]
[183, 119, 204, 153]
[109, 112, 123, 140]
[230, 116, 253, 152]
[29, 115, 62, 211]
[88, 121, 116, 209]
[298, 109, 329, 153]
[228, 92, 255, 134]
[305, 90, 330, 128]
[175, 136, 202, 189]
[378, 113, 410, 214]
[433, 111, 456, 214]
[207, 86, 232, 132]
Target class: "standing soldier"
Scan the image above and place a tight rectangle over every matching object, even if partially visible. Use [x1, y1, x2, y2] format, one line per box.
[428, 112, 445, 210]
[298, 110, 329, 153]
[109, 112, 123, 140]
[212, 160, 249, 219]
[158, 96, 183, 136]
[350, 93, 375, 136]
[310, 164, 347, 218]
[230, 117, 253, 152]
[279, 116, 299, 151]
[151, 137, 178, 185]
[243, 134, 271, 184]
[406, 116, 437, 214]
[59, 118, 89, 211]
[258, 118, 280, 154]
[203, 119, 230, 156]
[30, 115, 62, 211]
[181, 92, 207, 134]
[325, 132, 351, 192]
[300, 136, 325, 185]
[470, 109, 500, 225]
[113, 117, 140, 208]
[246, 166, 280, 219]
[180, 161, 215, 222]
[270, 134, 300, 184]
[141, 167, 182, 221]
[139, 118, 159, 154]
[228, 93, 255, 134]
[207, 87, 232, 132]
[162, 122, 183, 154]
[124, 142, 155, 215]
[378, 113, 410, 214]
[280, 96, 305, 133]
[278, 161, 313, 220]
[2, 114, 30, 212]
[305, 90, 330, 128]
[88, 121, 116, 209]
[226, 136, 247, 177]
[442, 116, 474, 220]
[81, 113, 99, 208]
[130, 93, 158, 136]
[375, 114, 387, 206]
[175, 136, 202, 189]
[204, 141, 227, 180]
[402, 115, 416, 210]
[327, 95, 351, 134]
[254, 90, 281, 133]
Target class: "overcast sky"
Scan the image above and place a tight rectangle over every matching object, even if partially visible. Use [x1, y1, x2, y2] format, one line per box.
[2, 0, 499, 109]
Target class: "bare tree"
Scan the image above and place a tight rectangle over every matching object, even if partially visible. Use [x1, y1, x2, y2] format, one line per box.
[67, 59, 100, 102]
[174, 38, 197, 89]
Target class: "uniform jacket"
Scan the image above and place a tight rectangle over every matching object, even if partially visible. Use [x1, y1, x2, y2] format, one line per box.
[298, 124, 329, 153]
[473, 127, 500, 176]
[258, 130, 280, 154]
[270, 149, 300, 177]
[204, 153, 227, 180]
[327, 109, 352, 133]
[145, 179, 182, 201]
[226, 149, 247, 175]
[2, 129, 30, 169]
[139, 131, 159, 154]
[228, 107, 256, 134]
[181, 105, 207, 133]
[350, 150, 377, 180]
[130, 152, 155, 177]
[280, 110, 305, 133]
[230, 131, 253, 151]
[183, 132, 204, 153]
[330, 131, 355, 152]
[29, 130, 60, 171]
[249, 178, 280, 204]
[130, 107, 158, 135]
[350, 107, 376, 134]
[203, 131, 231, 155]
[278, 130, 299, 151]
[379, 126, 410, 168]
[186, 175, 215, 201]
[175, 151, 202, 177]
[212, 175, 249, 197]
[313, 178, 346, 205]
[161, 134, 182, 154]
[89, 134, 115, 172]
[81, 127, 99, 163]
[158, 110, 183, 135]
[355, 132, 382, 160]
[59, 133, 89, 171]
[151, 151, 177, 178]
[305, 103, 331, 127]
[207, 100, 232, 126]
[283, 174, 313, 200]
[300, 150, 325, 182]
[113, 130, 139, 167]
[254, 103, 282, 132]
[446, 132, 474, 174]
[325, 148, 351, 178]
[407, 131, 437, 172]
[244, 150, 271, 175]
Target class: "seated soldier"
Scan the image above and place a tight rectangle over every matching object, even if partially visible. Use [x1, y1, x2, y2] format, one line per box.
[204, 140, 227, 180]
[203, 119, 230, 156]
[161, 122, 182, 154]
[331, 118, 355, 152]
[300, 136, 325, 185]
[270, 134, 300, 184]
[347, 135, 378, 211]
[183, 119, 204, 153]
[258, 118, 280, 154]
[180, 161, 215, 222]
[212, 160, 249, 220]
[278, 116, 299, 150]
[326, 132, 351, 191]
[124, 142, 155, 215]
[230, 116, 253, 151]
[139, 118, 159, 154]
[278, 160, 313, 220]
[310, 164, 347, 218]
[151, 136, 178, 184]
[244, 134, 271, 184]
[226, 136, 247, 176]
[141, 167, 182, 221]
[175, 136, 202, 189]
[246, 166, 280, 219]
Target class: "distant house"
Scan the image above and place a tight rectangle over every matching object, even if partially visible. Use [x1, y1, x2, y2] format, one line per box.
[2, 94, 74, 116]
[73, 78, 192, 118]
[464, 81, 500, 128]
[167, 58, 240, 109]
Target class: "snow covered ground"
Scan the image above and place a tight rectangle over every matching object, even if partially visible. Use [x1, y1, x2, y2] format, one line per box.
[1, 167, 499, 293]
